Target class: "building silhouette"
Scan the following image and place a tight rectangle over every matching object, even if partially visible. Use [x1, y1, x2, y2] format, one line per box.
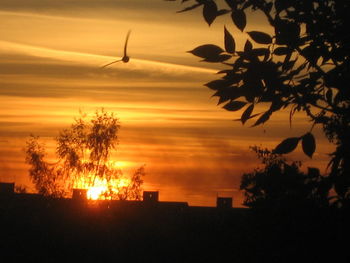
[0, 182, 241, 213]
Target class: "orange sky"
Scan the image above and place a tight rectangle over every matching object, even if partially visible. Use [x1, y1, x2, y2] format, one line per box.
[0, 0, 333, 206]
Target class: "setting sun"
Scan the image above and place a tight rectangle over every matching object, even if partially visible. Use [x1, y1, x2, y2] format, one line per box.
[87, 186, 105, 200]
[75, 176, 132, 200]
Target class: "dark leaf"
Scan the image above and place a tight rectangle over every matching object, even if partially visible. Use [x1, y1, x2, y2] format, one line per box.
[273, 137, 300, 154]
[217, 9, 231, 16]
[217, 69, 231, 74]
[326, 89, 333, 104]
[223, 72, 243, 83]
[334, 176, 348, 197]
[251, 48, 269, 57]
[265, 2, 273, 13]
[308, 167, 320, 178]
[244, 40, 253, 52]
[217, 95, 230, 105]
[234, 113, 260, 122]
[241, 104, 254, 124]
[321, 54, 331, 65]
[290, 62, 307, 76]
[301, 45, 319, 65]
[223, 101, 247, 111]
[177, 3, 202, 13]
[211, 90, 220, 97]
[282, 52, 292, 66]
[247, 31, 272, 44]
[270, 99, 284, 112]
[224, 26, 235, 53]
[263, 50, 270, 61]
[251, 111, 271, 127]
[203, 1, 218, 26]
[282, 59, 297, 71]
[314, 116, 330, 124]
[302, 132, 316, 158]
[202, 54, 232, 62]
[224, 0, 237, 9]
[275, 18, 300, 45]
[188, 44, 223, 58]
[231, 9, 246, 32]
[232, 57, 245, 71]
[275, 0, 293, 13]
[205, 79, 230, 90]
[333, 90, 344, 105]
[273, 47, 290, 56]
[212, 86, 242, 102]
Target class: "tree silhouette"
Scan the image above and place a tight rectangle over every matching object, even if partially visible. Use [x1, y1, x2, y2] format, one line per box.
[171, 0, 350, 206]
[25, 109, 145, 200]
[25, 135, 66, 197]
[240, 147, 329, 209]
[116, 165, 145, 200]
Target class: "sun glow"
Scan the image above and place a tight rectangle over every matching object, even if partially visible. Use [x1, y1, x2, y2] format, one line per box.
[87, 186, 106, 200]
[74, 176, 131, 200]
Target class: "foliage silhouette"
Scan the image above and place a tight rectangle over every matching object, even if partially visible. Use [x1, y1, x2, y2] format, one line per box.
[240, 147, 329, 209]
[171, 0, 350, 206]
[25, 135, 66, 197]
[25, 109, 145, 199]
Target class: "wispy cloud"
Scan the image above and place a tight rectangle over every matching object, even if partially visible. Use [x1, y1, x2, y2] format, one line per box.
[0, 40, 217, 74]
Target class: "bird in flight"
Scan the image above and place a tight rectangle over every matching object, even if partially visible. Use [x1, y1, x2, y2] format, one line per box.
[101, 30, 131, 68]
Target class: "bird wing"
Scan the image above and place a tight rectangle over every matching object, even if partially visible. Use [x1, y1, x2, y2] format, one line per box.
[123, 30, 131, 57]
[100, 59, 122, 69]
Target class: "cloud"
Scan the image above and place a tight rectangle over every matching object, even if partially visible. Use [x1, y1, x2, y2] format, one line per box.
[0, 40, 218, 104]
[0, 40, 216, 73]
[0, 0, 171, 13]
[0, 0, 190, 27]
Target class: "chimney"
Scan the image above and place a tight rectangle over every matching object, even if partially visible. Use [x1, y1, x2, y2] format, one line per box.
[143, 191, 159, 202]
[72, 188, 87, 201]
[216, 197, 233, 209]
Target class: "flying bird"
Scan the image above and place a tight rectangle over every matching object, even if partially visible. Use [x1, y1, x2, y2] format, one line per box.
[101, 30, 131, 68]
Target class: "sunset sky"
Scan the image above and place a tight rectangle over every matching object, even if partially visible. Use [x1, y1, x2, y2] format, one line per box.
[0, 0, 333, 206]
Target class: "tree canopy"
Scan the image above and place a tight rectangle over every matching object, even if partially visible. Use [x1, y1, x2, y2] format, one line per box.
[25, 109, 145, 200]
[240, 147, 329, 209]
[171, 0, 350, 205]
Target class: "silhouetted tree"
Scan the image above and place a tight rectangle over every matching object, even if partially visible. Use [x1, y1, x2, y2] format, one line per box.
[171, 0, 350, 206]
[240, 147, 329, 209]
[56, 109, 121, 189]
[25, 109, 145, 199]
[25, 135, 66, 197]
[115, 165, 145, 200]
